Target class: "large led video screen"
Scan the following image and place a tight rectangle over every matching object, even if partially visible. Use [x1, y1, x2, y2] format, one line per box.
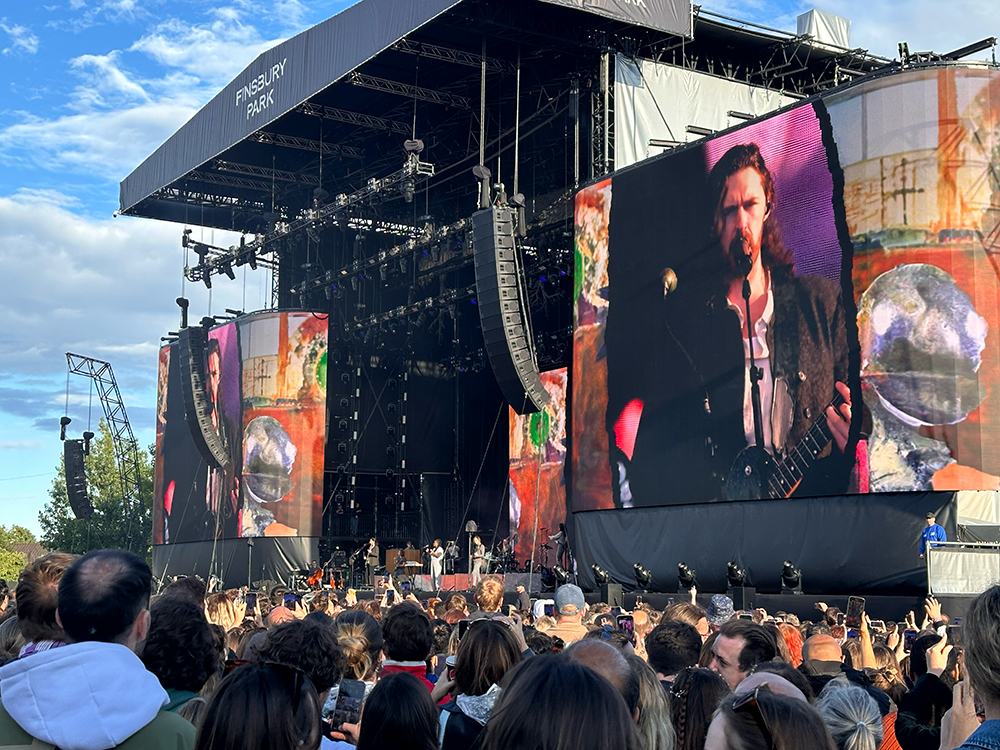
[154, 311, 328, 542]
[509, 368, 568, 569]
[573, 65, 1000, 510]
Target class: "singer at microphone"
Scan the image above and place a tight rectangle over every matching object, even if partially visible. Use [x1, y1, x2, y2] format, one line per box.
[626, 142, 854, 506]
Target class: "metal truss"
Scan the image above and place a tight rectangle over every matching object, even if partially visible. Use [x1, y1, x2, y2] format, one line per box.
[293, 217, 471, 298]
[65, 353, 145, 553]
[347, 71, 472, 110]
[391, 38, 515, 74]
[296, 102, 411, 134]
[344, 285, 474, 332]
[213, 159, 321, 186]
[184, 152, 436, 284]
[249, 131, 363, 160]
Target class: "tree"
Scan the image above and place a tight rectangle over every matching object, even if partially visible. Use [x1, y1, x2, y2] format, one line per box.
[39, 420, 153, 559]
[0, 525, 36, 580]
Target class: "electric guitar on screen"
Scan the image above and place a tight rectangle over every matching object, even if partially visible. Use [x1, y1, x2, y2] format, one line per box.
[724, 391, 845, 501]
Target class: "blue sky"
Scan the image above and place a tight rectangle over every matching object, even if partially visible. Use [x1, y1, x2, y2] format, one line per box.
[0, 0, 995, 536]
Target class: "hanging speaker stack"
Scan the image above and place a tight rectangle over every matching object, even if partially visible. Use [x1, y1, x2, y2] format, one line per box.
[471, 206, 549, 414]
[64, 439, 93, 519]
[177, 326, 229, 468]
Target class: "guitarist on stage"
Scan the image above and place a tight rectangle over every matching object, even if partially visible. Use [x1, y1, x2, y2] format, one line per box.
[626, 143, 854, 504]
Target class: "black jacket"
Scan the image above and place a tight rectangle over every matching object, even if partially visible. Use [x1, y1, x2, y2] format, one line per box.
[627, 270, 853, 505]
[895, 673, 953, 750]
[798, 659, 891, 716]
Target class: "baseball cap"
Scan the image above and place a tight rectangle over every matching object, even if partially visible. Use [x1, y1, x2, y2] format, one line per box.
[555, 584, 585, 615]
[926, 512, 936, 518]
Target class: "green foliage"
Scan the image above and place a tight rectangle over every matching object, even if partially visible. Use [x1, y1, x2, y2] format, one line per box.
[0, 525, 36, 581]
[39, 420, 153, 559]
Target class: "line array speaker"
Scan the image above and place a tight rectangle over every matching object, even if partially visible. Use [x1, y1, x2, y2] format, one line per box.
[177, 326, 229, 468]
[64, 439, 93, 519]
[471, 206, 549, 414]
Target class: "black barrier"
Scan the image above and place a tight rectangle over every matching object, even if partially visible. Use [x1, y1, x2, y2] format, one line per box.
[153, 536, 316, 590]
[573, 491, 956, 596]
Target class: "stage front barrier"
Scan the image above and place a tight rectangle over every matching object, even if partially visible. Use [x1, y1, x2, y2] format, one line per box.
[574, 491, 955, 596]
[153, 536, 316, 590]
[927, 542, 1000, 597]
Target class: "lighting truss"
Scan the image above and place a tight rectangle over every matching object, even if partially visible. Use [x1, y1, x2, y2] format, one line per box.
[293, 217, 471, 298]
[184, 151, 435, 284]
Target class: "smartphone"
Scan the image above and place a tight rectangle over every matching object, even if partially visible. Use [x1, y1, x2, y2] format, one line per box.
[738, 612, 753, 620]
[954, 617, 963, 626]
[666, 597, 676, 607]
[386, 589, 395, 604]
[610, 606, 622, 617]
[543, 603, 555, 617]
[457, 619, 471, 641]
[837, 612, 845, 626]
[903, 629, 919, 653]
[635, 596, 643, 605]
[401, 581, 412, 596]
[870, 620, 885, 631]
[947, 624, 964, 649]
[245, 592, 257, 610]
[845, 596, 865, 629]
[421, 600, 429, 609]
[331, 678, 365, 727]
[617, 614, 634, 636]
[284, 592, 300, 608]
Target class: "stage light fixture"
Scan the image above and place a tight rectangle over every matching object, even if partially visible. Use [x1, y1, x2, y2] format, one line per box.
[685, 125, 715, 137]
[400, 178, 415, 204]
[677, 562, 697, 592]
[727, 561, 747, 588]
[403, 138, 424, 154]
[553, 565, 570, 586]
[633, 562, 652, 592]
[220, 260, 236, 281]
[202, 274, 212, 290]
[781, 560, 803, 594]
[592, 564, 610, 585]
[727, 110, 754, 121]
[313, 187, 330, 205]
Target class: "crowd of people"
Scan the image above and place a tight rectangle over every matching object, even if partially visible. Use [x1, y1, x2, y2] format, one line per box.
[0, 551, 996, 750]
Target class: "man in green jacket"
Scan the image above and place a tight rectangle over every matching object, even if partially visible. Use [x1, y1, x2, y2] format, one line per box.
[0, 549, 195, 750]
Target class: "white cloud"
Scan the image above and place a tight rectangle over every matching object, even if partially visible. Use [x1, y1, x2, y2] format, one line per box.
[1, 20, 40, 55]
[0, 440, 44, 450]
[0, 5, 293, 183]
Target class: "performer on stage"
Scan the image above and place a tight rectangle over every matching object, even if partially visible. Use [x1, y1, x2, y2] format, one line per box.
[470, 535, 486, 586]
[445, 540, 459, 575]
[626, 143, 853, 504]
[364, 537, 379, 587]
[429, 539, 445, 590]
[393, 549, 407, 577]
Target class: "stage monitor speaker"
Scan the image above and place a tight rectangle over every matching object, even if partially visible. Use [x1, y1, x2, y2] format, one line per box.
[471, 206, 550, 414]
[64, 439, 93, 519]
[601, 583, 623, 608]
[727, 586, 756, 611]
[178, 326, 229, 468]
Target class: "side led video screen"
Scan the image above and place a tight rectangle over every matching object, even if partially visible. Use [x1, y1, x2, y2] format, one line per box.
[154, 311, 328, 542]
[573, 66, 1000, 509]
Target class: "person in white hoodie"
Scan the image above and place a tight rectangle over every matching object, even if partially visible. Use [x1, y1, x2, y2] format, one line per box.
[0, 549, 196, 750]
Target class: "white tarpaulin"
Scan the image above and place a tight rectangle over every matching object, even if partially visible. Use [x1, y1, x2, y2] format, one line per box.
[928, 545, 1000, 596]
[614, 56, 797, 169]
[797, 10, 851, 50]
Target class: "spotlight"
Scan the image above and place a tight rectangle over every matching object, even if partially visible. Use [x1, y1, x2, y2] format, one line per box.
[633, 562, 652, 592]
[202, 274, 212, 290]
[727, 561, 747, 588]
[400, 178, 415, 204]
[313, 187, 330, 206]
[59, 416, 71, 441]
[781, 561, 803, 595]
[677, 563, 697, 592]
[592, 564, 610, 585]
[403, 139, 424, 154]
[220, 259, 236, 281]
[553, 565, 570, 586]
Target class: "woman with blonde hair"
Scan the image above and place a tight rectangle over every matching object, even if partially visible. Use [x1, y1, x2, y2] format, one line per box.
[205, 591, 245, 631]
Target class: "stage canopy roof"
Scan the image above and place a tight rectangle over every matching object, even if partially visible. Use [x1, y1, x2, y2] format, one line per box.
[119, 0, 887, 232]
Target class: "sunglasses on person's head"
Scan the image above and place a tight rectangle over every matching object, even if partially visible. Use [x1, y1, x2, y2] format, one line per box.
[732, 686, 774, 750]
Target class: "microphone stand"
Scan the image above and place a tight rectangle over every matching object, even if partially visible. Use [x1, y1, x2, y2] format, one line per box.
[737, 246, 768, 478]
